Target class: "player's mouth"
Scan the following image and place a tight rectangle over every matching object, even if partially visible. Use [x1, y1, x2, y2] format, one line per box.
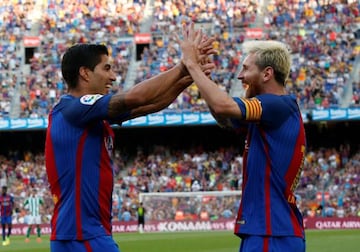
[106, 83, 113, 89]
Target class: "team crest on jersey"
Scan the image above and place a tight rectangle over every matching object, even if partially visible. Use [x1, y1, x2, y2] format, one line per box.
[104, 136, 114, 157]
[52, 194, 58, 204]
[80, 94, 103, 105]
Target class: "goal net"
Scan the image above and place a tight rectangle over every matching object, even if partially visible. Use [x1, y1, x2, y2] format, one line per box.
[138, 190, 241, 232]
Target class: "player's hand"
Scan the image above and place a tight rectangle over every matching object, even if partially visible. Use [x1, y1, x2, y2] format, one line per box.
[176, 23, 216, 70]
[199, 33, 216, 77]
[200, 55, 214, 78]
[199, 34, 217, 60]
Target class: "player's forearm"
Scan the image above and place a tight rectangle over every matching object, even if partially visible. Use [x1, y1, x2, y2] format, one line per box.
[209, 107, 233, 128]
[129, 76, 193, 118]
[108, 63, 187, 118]
[150, 75, 193, 105]
[186, 61, 240, 118]
[186, 62, 224, 109]
[126, 63, 188, 106]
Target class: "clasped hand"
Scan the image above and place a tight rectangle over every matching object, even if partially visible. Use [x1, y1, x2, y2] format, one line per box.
[176, 23, 217, 76]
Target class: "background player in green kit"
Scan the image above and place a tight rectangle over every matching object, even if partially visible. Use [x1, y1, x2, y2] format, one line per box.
[24, 188, 44, 243]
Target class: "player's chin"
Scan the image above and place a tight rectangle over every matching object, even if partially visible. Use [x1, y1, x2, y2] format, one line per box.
[104, 85, 112, 93]
[244, 88, 253, 99]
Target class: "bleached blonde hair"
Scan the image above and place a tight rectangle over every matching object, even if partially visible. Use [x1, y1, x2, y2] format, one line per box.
[242, 40, 291, 86]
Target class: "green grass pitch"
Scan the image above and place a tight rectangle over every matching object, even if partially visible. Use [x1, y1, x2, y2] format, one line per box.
[3, 229, 360, 252]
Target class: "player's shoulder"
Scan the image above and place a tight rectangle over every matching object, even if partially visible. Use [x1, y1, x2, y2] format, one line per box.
[51, 94, 74, 111]
[52, 94, 107, 113]
[256, 94, 297, 109]
[257, 93, 296, 102]
[56, 94, 111, 108]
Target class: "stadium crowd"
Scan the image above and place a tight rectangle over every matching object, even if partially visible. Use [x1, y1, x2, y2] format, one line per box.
[0, 0, 359, 118]
[0, 142, 359, 224]
[0, 0, 144, 118]
[135, 0, 360, 111]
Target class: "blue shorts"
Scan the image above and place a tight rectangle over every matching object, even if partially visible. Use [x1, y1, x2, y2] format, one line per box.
[239, 235, 305, 252]
[1, 216, 12, 225]
[50, 235, 120, 252]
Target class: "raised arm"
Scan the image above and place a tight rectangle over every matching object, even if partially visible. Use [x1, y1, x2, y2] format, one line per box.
[177, 23, 242, 121]
[129, 75, 194, 118]
[108, 62, 187, 118]
[108, 34, 216, 120]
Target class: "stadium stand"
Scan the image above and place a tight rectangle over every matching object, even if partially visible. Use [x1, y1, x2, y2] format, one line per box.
[0, 0, 358, 117]
[132, 0, 360, 112]
[0, 119, 358, 224]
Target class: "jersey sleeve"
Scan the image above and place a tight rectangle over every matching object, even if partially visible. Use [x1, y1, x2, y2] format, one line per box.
[232, 94, 292, 128]
[60, 94, 129, 127]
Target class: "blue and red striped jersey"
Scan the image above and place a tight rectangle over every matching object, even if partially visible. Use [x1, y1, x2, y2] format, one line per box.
[45, 94, 127, 241]
[232, 94, 306, 239]
[0, 194, 14, 217]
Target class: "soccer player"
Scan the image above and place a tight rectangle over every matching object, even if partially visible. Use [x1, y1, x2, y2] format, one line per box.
[178, 23, 306, 252]
[45, 42, 215, 252]
[24, 188, 44, 243]
[0, 186, 14, 246]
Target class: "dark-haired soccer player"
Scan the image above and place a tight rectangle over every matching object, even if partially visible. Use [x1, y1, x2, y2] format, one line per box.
[45, 42, 215, 252]
[0, 186, 14, 246]
[179, 23, 306, 252]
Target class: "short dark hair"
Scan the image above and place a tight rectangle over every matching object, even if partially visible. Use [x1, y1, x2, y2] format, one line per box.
[61, 44, 109, 89]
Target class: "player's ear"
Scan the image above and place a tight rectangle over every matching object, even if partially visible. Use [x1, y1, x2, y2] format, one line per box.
[79, 66, 90, 81]
[263, 66, 273, 82]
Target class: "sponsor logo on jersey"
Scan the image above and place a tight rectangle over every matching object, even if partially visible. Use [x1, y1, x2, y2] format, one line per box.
[80, 94, 103, 105]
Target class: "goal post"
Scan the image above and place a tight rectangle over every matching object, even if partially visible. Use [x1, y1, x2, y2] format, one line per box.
[138, 190, 241, 232]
